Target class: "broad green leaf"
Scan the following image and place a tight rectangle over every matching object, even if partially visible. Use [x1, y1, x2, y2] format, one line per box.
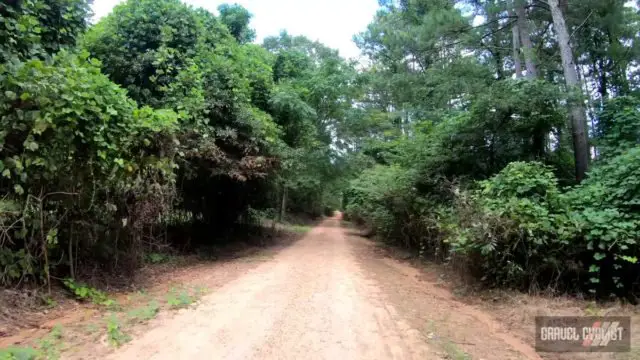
[13, 184, 24, 195]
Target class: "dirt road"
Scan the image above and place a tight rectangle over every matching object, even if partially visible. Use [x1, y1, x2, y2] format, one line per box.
[105, 219, 540, 360]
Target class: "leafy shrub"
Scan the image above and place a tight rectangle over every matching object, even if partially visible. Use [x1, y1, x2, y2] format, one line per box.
[0, 0, 90, 63]
[105, 315, 131, 347]
[345, 162, 456, 256]
[0, 50, 178, 285]
[0, 346, 39, 360]
[444, 157, 640, 296]
[127, 301, 160, 323]
[63, 278, 116, 307]
[144, 253, 174, 264]
[566, 147, 640, 295]
[344, 165, 416, 239]
[37, 325, 64, 360]
[166, 286, 194, 309]
[595, 96, 640, 157]
[0, 248, 35, 286]
[348, 159, 639, 296]
[447, 162, 573, 289]
[0, 51, 173, 186]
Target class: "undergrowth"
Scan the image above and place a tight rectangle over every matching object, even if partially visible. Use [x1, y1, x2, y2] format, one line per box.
[106, 315, 131, 347]
[126, 301, 160, 324]
[0, 325, 65, 360]
[63, 279, 119, 309]
[166, 285, 208, 309]
[346, 152, 640, 299]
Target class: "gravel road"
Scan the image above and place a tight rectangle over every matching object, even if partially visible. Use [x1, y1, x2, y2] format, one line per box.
[107, 218, 539, 360]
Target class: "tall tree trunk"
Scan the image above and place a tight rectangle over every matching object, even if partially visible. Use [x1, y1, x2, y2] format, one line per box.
[510, 8, 523, 78]
[515, 0, 537, 78]
[279, 184, 287, 222]
[514, 1, 546, 157]
[596, 58, 608, 100]
[549, 0, 590, 182]
[486, 4, 505, 79]
[494, 51, 505, 80]
[69, 223, 75, 279]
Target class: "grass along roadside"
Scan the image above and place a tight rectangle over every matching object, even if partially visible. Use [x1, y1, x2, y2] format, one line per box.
[0, 325, 65, 360]
[0, 283, 210, 359]
[284, 224, 313, 234]
[422, 320, 472, 360]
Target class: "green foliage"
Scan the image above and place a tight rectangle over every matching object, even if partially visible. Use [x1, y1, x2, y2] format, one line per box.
[0, 326, 64, 360]
[442, 341, 471, 360]
[349, 157, 640, 295]
[447, 162, 571, 288]
[345, 165, 417, 240]
[573, 147, 640, 214]
[477, 162, 562, 203]
[257, 33, 360, 219]
[2, 0, 636, 302]
[566, 147, 640, 293]
[82, 0, 208, 107]
[596, 96, 640, 157]
[346, 152, 640, 296]
[63, 279, 116, 307]
[144, 253, 174, 264]
[2, 0, 324, 287]
[105, 315, 131, 347]
[41, 295, 57, 308]
[0, 248, 34, 286]
[269, 84, 317, 147]
[0, 46, 178, 285]
[164, 284, 208, 309]
[0, 0, 90, 62]
[37, 325, 64, 360]
[431, 157, 636, 294]
[217, 4, 256, 44]
[0, 51, 173, 186]
[83, 0, 292, 232]
[0, 346, 39, 360]
[127, 301, 160, 323]
[166, 286, 194, 309]
[286, 224, 313, 234]
[340, 0, 640, 300]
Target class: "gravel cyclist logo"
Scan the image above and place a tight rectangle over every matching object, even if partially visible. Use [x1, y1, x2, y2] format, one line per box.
[581, 320, 624, 347]
[536, 316, 630, 352]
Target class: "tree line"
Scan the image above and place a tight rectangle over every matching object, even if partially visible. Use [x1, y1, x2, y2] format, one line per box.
[1, 0, 640, 300]
[343, 0, 640, 300]
[0, 0, 354, 288]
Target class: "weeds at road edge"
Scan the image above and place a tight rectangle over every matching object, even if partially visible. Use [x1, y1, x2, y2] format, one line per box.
[126, 301, 160, 324]
[106, 315, 131, 347]
[0, 325, 65, 360]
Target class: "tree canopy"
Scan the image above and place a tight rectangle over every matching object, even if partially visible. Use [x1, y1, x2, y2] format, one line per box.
[1, 0, 640, 300]
[343, 0, 640, 299]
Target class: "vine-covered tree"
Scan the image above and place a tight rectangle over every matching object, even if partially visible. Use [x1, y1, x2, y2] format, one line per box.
[0, 0, 356, 288]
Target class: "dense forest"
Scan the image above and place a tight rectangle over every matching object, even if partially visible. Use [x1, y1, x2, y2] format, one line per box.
[1, 0, 640, 300]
